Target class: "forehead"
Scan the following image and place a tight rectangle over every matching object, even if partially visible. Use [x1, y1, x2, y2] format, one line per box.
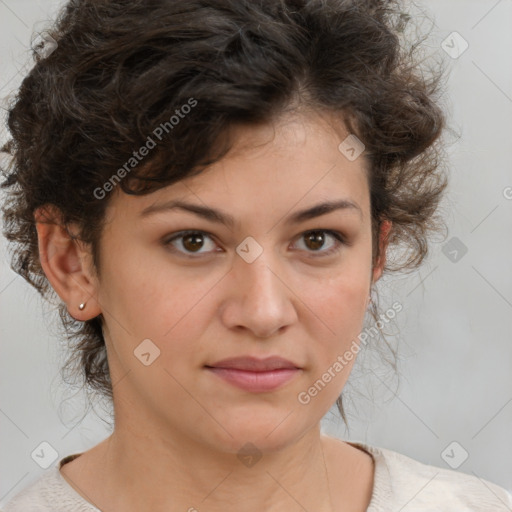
[105, 112, 370, 224]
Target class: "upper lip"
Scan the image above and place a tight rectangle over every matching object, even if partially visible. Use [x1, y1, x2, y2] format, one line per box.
[206, 356, 300, 371]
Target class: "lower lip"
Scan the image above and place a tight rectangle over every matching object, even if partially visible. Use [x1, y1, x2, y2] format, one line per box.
[205, 367, 300, 392]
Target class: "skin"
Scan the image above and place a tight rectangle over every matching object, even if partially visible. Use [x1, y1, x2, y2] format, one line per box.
[35, 110, 391, 512]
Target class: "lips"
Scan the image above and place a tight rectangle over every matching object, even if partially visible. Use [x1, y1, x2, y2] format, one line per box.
[205, 356, 300, 371]
[204, 356, 302, 392]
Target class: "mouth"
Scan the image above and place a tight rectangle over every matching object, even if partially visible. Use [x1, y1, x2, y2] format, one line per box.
[204, 356, 302, 392]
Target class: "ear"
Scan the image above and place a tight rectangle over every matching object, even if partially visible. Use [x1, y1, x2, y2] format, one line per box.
[34, 204, 102, 321]
[372, 219, 392, 284]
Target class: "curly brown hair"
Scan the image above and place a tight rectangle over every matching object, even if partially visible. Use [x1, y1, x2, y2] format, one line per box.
[1, 0, 448, 428]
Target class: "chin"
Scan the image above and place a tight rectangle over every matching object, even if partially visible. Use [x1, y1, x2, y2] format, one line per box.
[199, 411, 312, 456]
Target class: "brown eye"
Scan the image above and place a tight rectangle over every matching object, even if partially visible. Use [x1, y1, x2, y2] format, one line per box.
[294, 229, 346, 257]
[182, 233, 206, 252]
[304, 231, 327, 250]
[164, 230, 218, 256]
[163, 228, 346, 259]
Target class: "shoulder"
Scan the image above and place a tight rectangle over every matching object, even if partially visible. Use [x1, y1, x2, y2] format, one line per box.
[1, 461, 99, 512]
[349, 441, 512, 511]
[2, 468, 61, 511]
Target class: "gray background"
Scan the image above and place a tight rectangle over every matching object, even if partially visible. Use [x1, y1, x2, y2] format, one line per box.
[1, 0, 511, 506]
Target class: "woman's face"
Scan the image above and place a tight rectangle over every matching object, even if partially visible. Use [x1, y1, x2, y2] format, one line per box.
[92, 112, 386, 454]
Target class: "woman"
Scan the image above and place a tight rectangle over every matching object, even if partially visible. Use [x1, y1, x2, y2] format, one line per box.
[1, 0, 511, 510]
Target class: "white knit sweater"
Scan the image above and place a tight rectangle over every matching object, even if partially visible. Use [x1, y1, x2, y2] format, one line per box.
[2, 441, 512, 511]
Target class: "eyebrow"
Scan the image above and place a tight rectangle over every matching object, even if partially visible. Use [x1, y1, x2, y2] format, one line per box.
[140, 198, 363, 227]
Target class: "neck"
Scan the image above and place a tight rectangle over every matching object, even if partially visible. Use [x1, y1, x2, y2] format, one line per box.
[92, 423, 337, 512]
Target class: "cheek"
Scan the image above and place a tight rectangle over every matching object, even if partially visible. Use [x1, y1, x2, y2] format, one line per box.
[304, 262, 371, 366]
[313, 254, 371, 323]
[299, 278, 369, 407]
[99, 249, 222, 367]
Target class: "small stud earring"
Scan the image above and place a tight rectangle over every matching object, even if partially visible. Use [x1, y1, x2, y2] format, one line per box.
[79, 302, 86, 311]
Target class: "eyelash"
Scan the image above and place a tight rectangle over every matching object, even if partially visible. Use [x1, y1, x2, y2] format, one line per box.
[162, 229, 347, 259]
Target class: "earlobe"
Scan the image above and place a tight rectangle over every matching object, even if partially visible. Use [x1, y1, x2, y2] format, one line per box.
[34, 204, 101, 321]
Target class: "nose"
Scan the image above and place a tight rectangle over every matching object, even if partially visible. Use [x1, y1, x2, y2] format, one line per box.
[219, 247, 298, 339]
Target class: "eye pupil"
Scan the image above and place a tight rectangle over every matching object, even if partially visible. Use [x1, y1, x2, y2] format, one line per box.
[183, 233, 204, 252]
[305, 231, 325, 250]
